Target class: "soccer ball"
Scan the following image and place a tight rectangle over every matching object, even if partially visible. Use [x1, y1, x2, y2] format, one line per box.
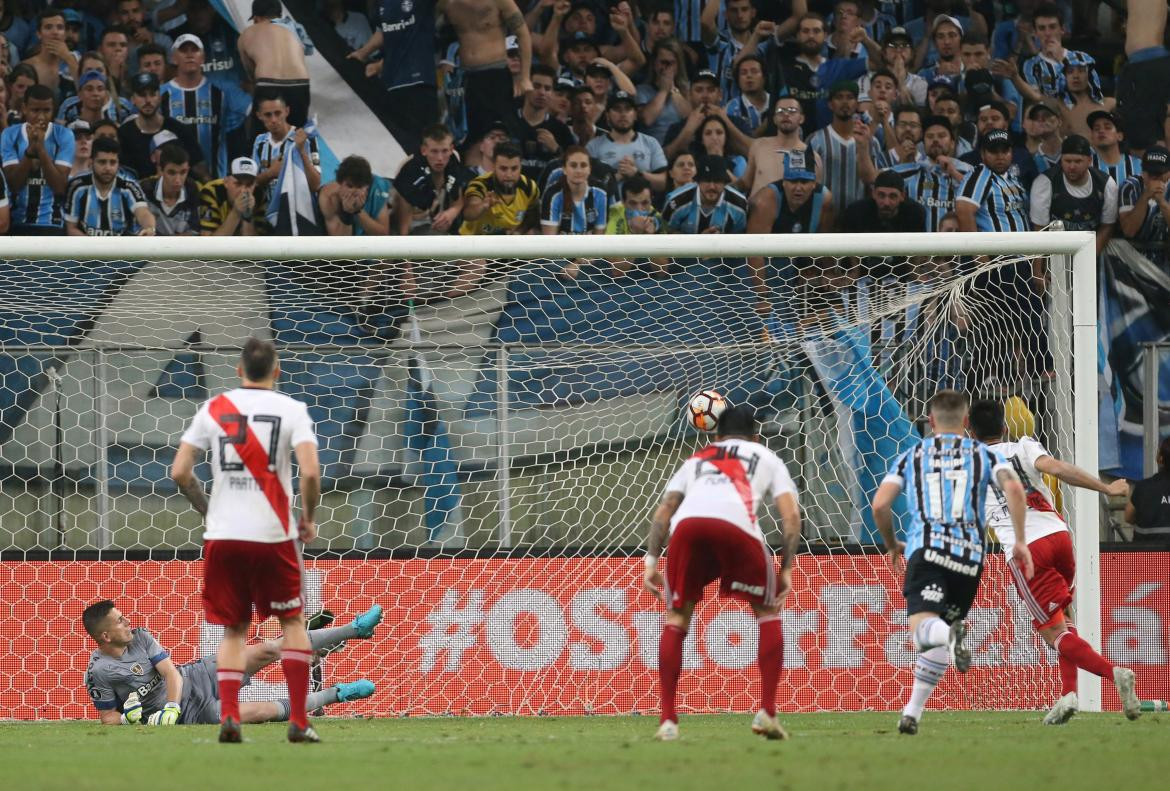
[688, 390, 727, 431]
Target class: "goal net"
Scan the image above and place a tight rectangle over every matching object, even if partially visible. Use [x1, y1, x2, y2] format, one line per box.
[0, 232, 1106, 719]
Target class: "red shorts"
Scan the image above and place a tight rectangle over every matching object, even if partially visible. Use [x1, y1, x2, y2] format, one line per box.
[202, 539, 304, 626]
[665, 517, 776, 609]
[1009, 530, 1075, 630]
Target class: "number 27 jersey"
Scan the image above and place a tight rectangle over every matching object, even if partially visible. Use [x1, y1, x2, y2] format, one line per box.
[180, 387, 317, 543]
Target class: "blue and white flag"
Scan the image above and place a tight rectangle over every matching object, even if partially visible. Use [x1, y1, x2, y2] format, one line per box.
[268, 117, 323, 236]
[402, 314, 464, 545]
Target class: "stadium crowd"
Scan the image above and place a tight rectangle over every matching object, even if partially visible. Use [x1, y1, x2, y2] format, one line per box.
[0, 1, 1164, 254]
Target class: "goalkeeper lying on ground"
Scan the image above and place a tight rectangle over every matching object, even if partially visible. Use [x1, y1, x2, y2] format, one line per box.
[82, 599, 381, 725]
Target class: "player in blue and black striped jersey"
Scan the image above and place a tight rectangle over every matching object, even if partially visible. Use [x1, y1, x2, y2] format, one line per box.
[872, 389, 1032, 736]
[161, 34, 251, 179]
[662, 154, 748, 233]
[0, 84, 75, 234]
[64, 137, 156, 236]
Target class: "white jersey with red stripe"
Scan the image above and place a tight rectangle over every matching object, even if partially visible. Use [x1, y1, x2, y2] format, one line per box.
[664, 438, 797, 542]
[985, 436, 1067, 553]
[179, 386, 318, 543]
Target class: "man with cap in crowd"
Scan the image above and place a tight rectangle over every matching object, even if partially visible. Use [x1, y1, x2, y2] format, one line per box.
[904, 1, 986, 64]
[859, 27, 928, 109]
[170, 0, 244, 87]
[1088, 110, 1141, 189]
[663, 69, 751, 160]
[1022, 102, 1063, 173]
[661, 153, 748, 234]
[1118, 145, 1170, 249]
[956, 128, 1031, 232]
[119, 71, 206, 182]
[807, 79, 884, 211]
[961, 99, 1040, 190]
[1000, 50, 1110, 139]
[1030, 133, 1117, 252]
[68, 119, 94, 180]
[916, 14, 965, 83]
[162, 33, 251, 180]
[586, 89, 668, 191]
[739, 96, 822, 198]
[556, 30, 601, 86]
[199, 156, 265, 236]
[57, 70, 134, 126]
[773, 13, 874, 135]
[746, 151, 835, 315]
[1018, 3, 1101, 102]
[842, 168, 926, 233]
[238, 0, 312, 127]
[141, 142, 202, 235]
[900, 114, 973, 233]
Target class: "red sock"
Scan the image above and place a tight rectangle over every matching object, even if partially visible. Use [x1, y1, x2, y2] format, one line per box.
[1057, 625, 1080, 695]
[659, 625, 686, 724]
[217, 668, 243, 724]
[1055, 627, 1114, 684]
[281, 648, 313, 729]
[757, 616, 784, 716]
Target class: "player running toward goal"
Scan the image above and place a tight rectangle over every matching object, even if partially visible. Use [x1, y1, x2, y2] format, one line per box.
[968, 399, 1142, 724]
[171, 337, 323, 743]
[643, 404, 802, 742]
[872, 390, 1034, 736]
[82, 599, 382, 726]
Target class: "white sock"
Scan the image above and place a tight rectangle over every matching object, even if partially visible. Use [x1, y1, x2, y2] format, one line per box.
[903, 646, 949, 719]
[914, 617, 951, 651]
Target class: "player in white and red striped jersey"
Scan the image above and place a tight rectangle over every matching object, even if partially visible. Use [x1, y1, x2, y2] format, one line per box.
[170, 337, 323, 744]
[642, 404, 802, 742]
[969, 399, 1141, 725]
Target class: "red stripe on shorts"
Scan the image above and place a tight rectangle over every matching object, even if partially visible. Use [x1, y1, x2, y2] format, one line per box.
[208, 394, 291, 536]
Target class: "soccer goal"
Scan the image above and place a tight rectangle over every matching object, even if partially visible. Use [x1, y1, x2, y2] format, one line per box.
[0, 230, 1108, 719]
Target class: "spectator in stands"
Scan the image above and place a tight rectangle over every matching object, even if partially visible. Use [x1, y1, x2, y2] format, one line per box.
[661, 154, 748, 234]
[64, 137, 154, 236]
[955, 128, 1031, 232]
[930, 91, 973, 156]
[885, 105, 925, 168]
[67, 119, 93, 179]
[662, 149, 697, 201]
[462, 120, 512, 176]
[1088, 111, 1141, 189]
[163, 34, 251, 179]
[119, 72, 205, 183]
[322, 0, 372, 51]
[724, 54, 769, 134]
[200, 156, 263, 236]
[826, 0, 870, 60]
[937, 211, 960, 232]
[550, 77, 575, 125]
[859, 27, 926, 108]
[916, 13, 963, 82]
[62, 10, 84, 60]
[1, 84, 73, 234]
[959, 34, 1020, 123]
[1124, 436, 1170, 542]
[542, 144, 609, 278]
[1029, 134, 1116, 252]
[320, 155, 391, 236]
[637, 37, 692, 144]
[587, 90, 668, 191]
[58, 70, 132, 126]
[117, 0, 173, 74]
[0, 2, 33, 62]
[26, 10, 78, 101]
[746, 153, 834, 315]
[693, 115, 745, 180]
[239, 0, 312, 127]
[92, 119, 121, 144]
[776, 13, 872, 135]
[808, 80, 883, 211]
[960, 99, 1039, 189]
[252, 94, 321, 209]
[568, 84, 603, 146]
[136, 43, 168, 82]
[1118, 145, 1170, 246]
[701, 0, 766, 101]
[841, 167, 926, 232]
[1022, 102, 1062, 173]
[557, 30, 602, 85]
[663, 70, 752, 160]
[740, 97, 819, 198]
[603, 172, 668, 277]
[905, 1, 987, 67]
[393, 124, 471, 236]
[1018, 3, 1101, 102]
[860, 68, 899, 150]
[140, 142, 201, 236]
[440, 0, 532, 145]
[349, 0, 437, 153]
[4, 64, 37, 124]
[517, 64, 574, 182]
[1004, 52, 1111, 140]
[99, 26, 132, 96]
[901, 115, 973, 232]
[584, 56, 637, 106]
[1117, 0, 1170, 153]
[174, 0, 243, 88]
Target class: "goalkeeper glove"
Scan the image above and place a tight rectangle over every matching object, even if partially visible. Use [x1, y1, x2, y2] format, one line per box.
[120, 693, 143, 725]
[147, 702, 181, 726]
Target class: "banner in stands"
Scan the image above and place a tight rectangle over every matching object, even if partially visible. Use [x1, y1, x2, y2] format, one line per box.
[1, 553, 1166, 719]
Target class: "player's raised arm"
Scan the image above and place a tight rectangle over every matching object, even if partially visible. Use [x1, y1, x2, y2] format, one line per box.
[294, 440, 320, 544]
[1034, 454, 1130, 497]
[170, 442, 208, 517]
[643, 491, 683, 600]
[995, 465, 1034, 579]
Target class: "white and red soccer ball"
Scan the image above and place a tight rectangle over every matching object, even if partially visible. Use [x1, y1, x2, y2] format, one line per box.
[687, 390, 727, 432]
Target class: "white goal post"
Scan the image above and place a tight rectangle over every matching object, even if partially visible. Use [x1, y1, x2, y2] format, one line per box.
[0, 231, 1103, 716]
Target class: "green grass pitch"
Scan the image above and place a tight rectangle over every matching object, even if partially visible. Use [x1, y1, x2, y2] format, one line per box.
[2, 712, 1165, 790]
